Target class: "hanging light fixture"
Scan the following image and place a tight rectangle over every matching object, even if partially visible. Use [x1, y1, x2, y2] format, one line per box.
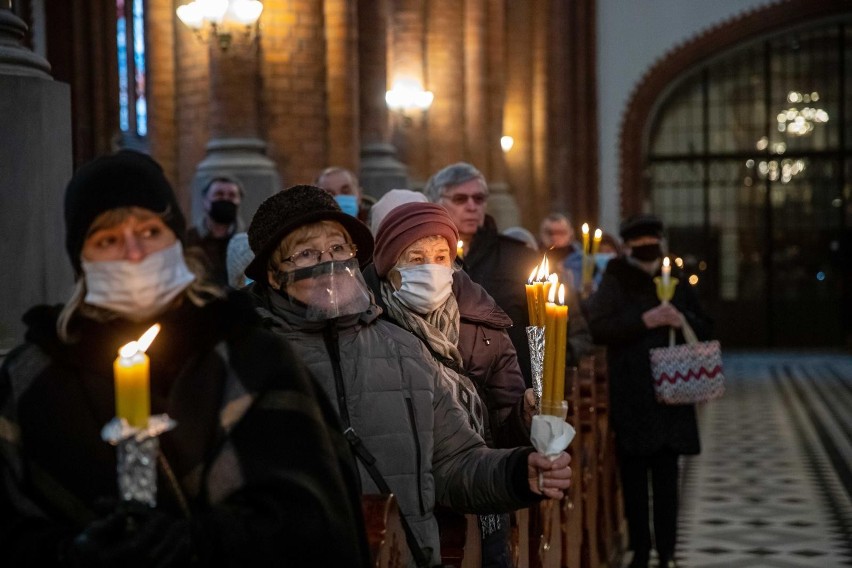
[177, 0, 263, 51]
[385, 78, 434, 113]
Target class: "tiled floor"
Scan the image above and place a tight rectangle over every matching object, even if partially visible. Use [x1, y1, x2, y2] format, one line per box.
[674, 353, 852, 567]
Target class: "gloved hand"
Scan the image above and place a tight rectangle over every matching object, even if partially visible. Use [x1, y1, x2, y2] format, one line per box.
[65, 501, 195, 568]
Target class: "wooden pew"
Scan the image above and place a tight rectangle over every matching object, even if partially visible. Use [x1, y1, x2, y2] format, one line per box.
[362, 494, 408, 567]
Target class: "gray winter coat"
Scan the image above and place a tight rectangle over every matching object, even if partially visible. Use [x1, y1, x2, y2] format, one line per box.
[248, 285, 538, 566]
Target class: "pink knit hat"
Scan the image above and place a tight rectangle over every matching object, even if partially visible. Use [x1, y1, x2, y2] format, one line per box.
[373, 202, 460, 277]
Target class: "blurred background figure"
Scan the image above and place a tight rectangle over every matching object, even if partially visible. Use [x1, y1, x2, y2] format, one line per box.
[501, 226, 539, 251]
[186, 175, 244, 287]
[538, 212, 583, 290]
[315, 166, 373, 223]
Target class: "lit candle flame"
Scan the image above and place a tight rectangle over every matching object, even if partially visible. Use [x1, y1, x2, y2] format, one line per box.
[581, 223, 589, 236]
[548, 279, 558, 303]
[118, 324, 161, 358]
[594, 228, 602, 240]
[528, 267, 538, 285]
[558, 283, 565, 305]
[663, 257, 670, 269]
[536, 256, 549, 281]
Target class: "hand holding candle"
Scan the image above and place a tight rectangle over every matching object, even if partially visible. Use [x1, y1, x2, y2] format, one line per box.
[113, 324, 160, 429]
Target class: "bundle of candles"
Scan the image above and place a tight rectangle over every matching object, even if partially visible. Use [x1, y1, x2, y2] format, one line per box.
[525, 256, 570, 414]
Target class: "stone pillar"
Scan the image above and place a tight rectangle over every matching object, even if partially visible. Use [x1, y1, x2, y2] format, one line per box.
[358, 0, 407, 199]
[190, 38, 279, 230]
[0, 8, 73, 351]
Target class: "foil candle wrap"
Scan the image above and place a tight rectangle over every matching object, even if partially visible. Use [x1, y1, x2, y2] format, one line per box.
[101, 414, 177, 507]
[527, 325, 545, 414]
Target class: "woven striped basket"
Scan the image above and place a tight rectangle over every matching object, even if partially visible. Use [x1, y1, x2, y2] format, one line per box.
[649, 320, 725, 405]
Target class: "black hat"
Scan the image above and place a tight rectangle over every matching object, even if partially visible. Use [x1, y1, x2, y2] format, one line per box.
[245, 185, 374, 283]
[619, 213, 664, 242]
[64, 150, 186, 275]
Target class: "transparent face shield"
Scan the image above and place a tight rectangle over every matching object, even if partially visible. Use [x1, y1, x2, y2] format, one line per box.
[274, 257, 372, 321]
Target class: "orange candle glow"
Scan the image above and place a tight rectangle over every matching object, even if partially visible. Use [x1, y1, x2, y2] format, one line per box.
[457, 239, 465, 260]
[113, 324, 160, 428]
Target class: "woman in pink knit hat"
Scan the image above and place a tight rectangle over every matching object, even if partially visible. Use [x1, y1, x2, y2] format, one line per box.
[363, 201, 536, 568]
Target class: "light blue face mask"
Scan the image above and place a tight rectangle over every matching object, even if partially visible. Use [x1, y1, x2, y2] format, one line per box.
[594, 252, 616, 272]
[334, 194, 359, 217]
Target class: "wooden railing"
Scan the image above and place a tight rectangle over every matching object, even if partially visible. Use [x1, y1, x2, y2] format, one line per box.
[363, 346, 625, 567]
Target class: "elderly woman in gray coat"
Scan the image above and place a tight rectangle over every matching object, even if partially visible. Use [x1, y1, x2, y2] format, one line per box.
[363, 202, 536, 567]
[243, 185, 571, 567]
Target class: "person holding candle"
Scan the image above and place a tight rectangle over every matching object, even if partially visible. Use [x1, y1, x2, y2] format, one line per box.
[243, 185, 572, 567]
[0, 151, 370, 566]
[364, 201, 537, 568]
[585, 213, 713, 568]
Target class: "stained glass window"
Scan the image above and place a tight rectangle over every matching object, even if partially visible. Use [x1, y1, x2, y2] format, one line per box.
[117, 0, 147, 139]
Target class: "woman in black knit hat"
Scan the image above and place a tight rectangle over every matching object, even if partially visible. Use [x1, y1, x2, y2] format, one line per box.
[0, 150, 369, 567]
[244, 185, 573, 567]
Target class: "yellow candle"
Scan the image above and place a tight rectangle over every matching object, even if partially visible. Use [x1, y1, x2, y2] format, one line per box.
[525, 268, 539, 327]
[591, 228, 602, 256]
[457, 239, 465, 260]
[581, 223, 590, 256]
[552, 285, 569, 404]
[542, 283, 559, 408]
[113, 324, 160, 429]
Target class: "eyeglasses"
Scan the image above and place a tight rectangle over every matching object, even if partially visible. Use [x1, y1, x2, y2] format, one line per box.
[283, 243, 358, 268]
[441, 192, 488, 206]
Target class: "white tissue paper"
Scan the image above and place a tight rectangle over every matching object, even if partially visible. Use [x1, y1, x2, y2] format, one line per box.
[531, 414, 575, 457]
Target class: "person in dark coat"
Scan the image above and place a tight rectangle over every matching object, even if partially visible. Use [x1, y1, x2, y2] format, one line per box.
[424, 162, 593, 385]
[242, 185, 573, 567]
[0, 151, 369, 567]
[365, 201, 537, 568]
[585, 213, 712, 568]
[186, 175, 244, 287]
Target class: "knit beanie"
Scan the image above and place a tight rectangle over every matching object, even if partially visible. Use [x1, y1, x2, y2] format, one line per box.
[369, 189, 428, 234]
[64, 150, 186, 275]
[244, 185, 374, 282]
[619, 213, 664, 242]
[226, 232, 254, 288]
[373, 202, 459, 278]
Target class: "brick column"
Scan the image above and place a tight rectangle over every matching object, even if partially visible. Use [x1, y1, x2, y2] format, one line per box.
[190, 33, 280, 230]
[358, 0, 408, 198]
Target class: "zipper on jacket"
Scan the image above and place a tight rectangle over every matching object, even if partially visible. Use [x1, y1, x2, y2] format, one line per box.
[405, 398, 426, 516]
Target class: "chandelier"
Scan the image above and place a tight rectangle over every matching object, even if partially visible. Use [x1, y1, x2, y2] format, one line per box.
[176, 0, 264, 51]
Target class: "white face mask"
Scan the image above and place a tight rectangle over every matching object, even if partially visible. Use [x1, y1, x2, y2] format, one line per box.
[392, 264, 455, 315]
[82, 241, 196, 321]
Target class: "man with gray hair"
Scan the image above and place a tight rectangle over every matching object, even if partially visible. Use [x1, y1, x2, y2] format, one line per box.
[425, 163, 593, 383]
[424, 162, 540, 383]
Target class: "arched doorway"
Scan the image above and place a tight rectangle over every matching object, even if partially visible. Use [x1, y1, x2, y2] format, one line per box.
[620, 5, 852, 348]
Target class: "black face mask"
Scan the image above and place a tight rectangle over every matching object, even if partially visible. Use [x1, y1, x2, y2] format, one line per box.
[630, 243, 663, 262]
[209, 200, 238, 224]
